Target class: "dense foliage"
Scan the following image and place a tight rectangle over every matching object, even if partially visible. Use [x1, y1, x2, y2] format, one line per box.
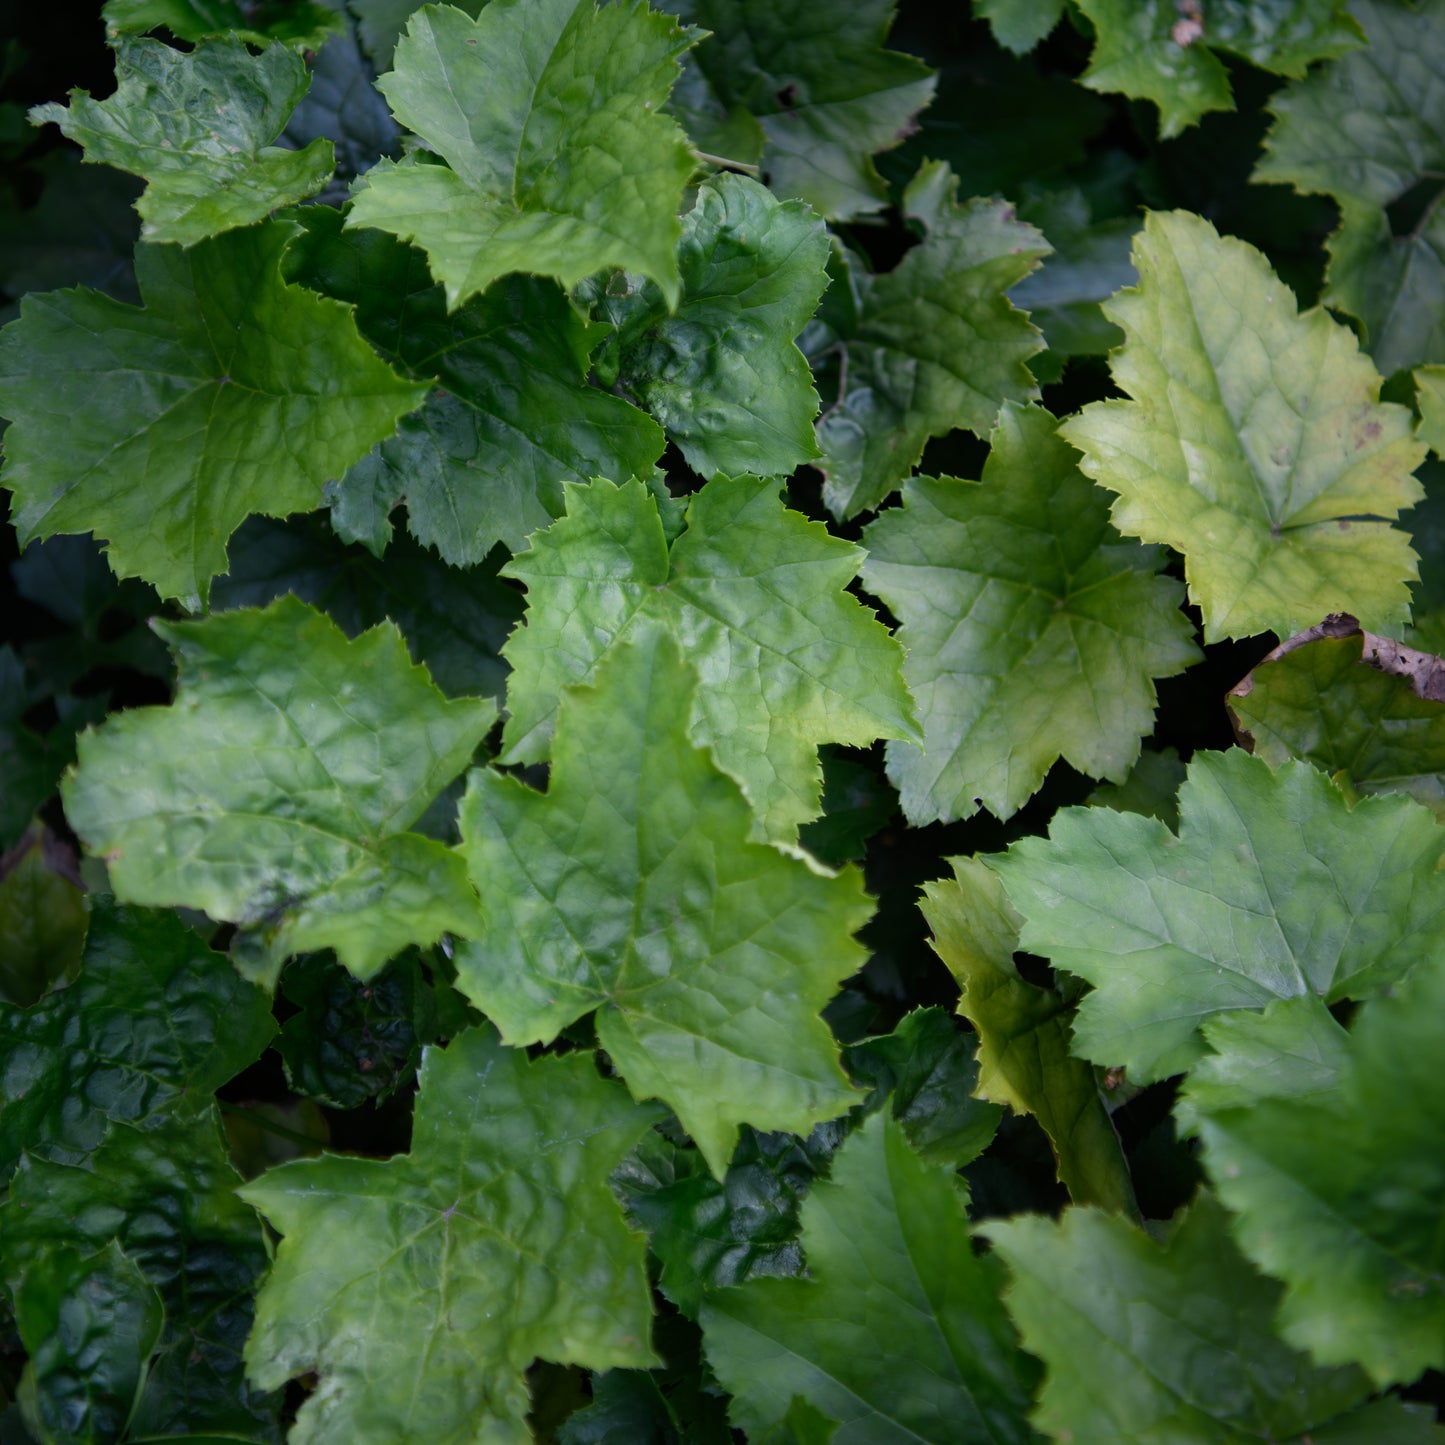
[2, 0, 1444, 1439]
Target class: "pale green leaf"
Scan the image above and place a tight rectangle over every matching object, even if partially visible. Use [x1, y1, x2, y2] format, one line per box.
[586, 173, 828, 479]
[0, 899, 275, 1182]
[699, 1113, 1036, 1444]
[992, 748, 1445, 1081]
[1419, 365, 1445, 457]
[62, 595, 492, 983]
[986, 1194, 1374, 1444]
[811, 161, 1049, 519]
[29, 38, 334, 247]
[241, 1025, 660, 1445]
[1060, 209, 1425, 642]
[459, 631, 869, 1175]
[1194, 952, 1445, 1386]
[670, 0, 934, 220]
[102, 0, 343, 49]
[348, 0, 697, 309]
[0, 825, 86, 1007]
[1255, 0, 1445, 375]
[974, 0, 1066, 54]
[0, 221, 426, 607]
[920, 857, 1137, 1218]
[499, 475, 917, 841]
[861, 403, 1198, 825]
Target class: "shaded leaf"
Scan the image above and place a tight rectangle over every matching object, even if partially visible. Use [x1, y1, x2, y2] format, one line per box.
[62, 595, 492, 984]
[500, 475, 917, 841]
[992, 748, 1445, 1081]
[102, 0, 342, 48]
[974, 0, 1066, 54]
[1418, 365, 1445, 457]
[556, 1369, 680, 1444]
[241, 1025, 660, 1445]
[1086, 746, 1186, 829]
[862, 403, 1197, 825]
[349, 0, 697, 309]
[0, 825, 85, 1007]
[0, 221, 426, 607]
[0, 649, 56, 850]
[795, 749, 896, 868]
[1060, 209, 1425, 642]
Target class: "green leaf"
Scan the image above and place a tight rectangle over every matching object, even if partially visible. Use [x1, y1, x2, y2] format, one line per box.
[760, 1397, 839, 1445]
[0, 825, 86, 1007]
[0, 650, 57, 850]
[0, 221, 426, 607]
[499, 475, 917, 841]
[1309, 1400, 1445, 1444]
[974, 0, 1066, 54]
[1255, 0, 1445, 376]
[700, 1113, 1036, 1444]
[1086, 745, 1186, 829]
[992, 748, 1445, 1082]
[671, 0, 934, 221]
[240, 1025, 660, 1445]
[795, 749, 896, 868]
[282, 205, 662, 564]
[62, 595, 492, 984]
[1418, 365, 1445, 458]
[102, 0, 343, 48]
[986, 1193, 1374, 1444]
[1059, 209, 1425, 642]
[1228, 617, 1445, 818]
[352, 0, 469, 70]
[0, 899, 274, 1182]
[810, 161, 1049, 519]
[862, 403, 1197, 825]
[348, 0, 697, 310]
[0, 1112, 278, 1440]
[459, 631, 869, 1175]
[585, 173, 828, 479]
[1193, 952, 1445, 1386]
[12, 1241, 164, 1445]
[29, 39, 334, 248]
[920, 857, 1137, 1217]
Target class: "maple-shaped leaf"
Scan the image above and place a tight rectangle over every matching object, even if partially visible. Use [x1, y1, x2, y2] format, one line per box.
[699, 1113, 1036, 1443]
[240, 1025, 660, 1444]
[1072, 0, 1363, 139]
[0, 824, 86, 1006]
[0, 899, 275, 1182]
[586, 173, 829, 480]
[1060, 209, 1425, 642]
[459, 631, 870, 1175]
[1, 1112, 279, 1439]
[809, 161, 1049, 520]
[992, 748, 1445, 1082]
[283, 205, 662, 564]
[862, 403, 1198, 826]
[348, 0, 697, 310]
[62, 595, 493, 985]
[1229, 616, 1445, 819]
[670, 0, 934, 221]
[920, 856, 1137, 1218]
[500, 475, 917, 841]
[1254, 0, 1445, 376]
[29, 38, 334, 247]
[102, 0, 342, 48]
[0, 221, 426, 607]
[986, 1193, 1375, 1444]
[1193, 952, 1445, 1387]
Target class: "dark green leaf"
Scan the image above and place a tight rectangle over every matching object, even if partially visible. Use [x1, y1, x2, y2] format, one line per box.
[101, 0, 342, 49]
[0, 826, 85, 1008]
[556, 1369, 680, 1445]
[795, 749, 896, 868]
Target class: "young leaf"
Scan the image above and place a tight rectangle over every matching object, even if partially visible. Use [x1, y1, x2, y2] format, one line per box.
[986, 1193, 1374, 1444]
[920, 856, 1137, 1218]
[670, 0, 935, 221]
[0, 824, 86, 1007]
[0, 221, 427, 607]
[283, 206, 663, 564]
[459, 630, 869, 1175]
[62, 595, 492, 984]
[1255, 0, 1445, 376]
[1228, 617, 1445, 818]
[586, 173, 829, 479]
[0, 899, 275, 1181]
[992, 748, 1445, 1081]
[0, 1112, 278, 1439]
[861, 402, 1198, 826]
[1193, 952, 1445, 1387]
[102, 0, 343, 49]
[241, 1025, 660, 1445]
[811, 161, 1049, 519]
[699, 1113, 1036, 1443]
[500, 475, 917, 841]
[29, 38, 335, 247]
[348, 0, 697, 309]
[1060, 209, 1426, 642]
